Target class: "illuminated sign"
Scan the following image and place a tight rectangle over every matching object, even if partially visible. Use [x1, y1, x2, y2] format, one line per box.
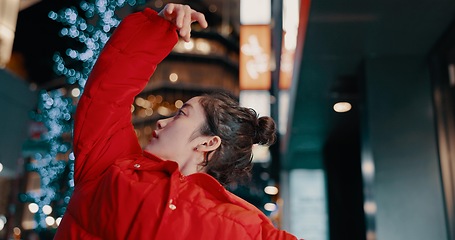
[240, 25, 271, 90]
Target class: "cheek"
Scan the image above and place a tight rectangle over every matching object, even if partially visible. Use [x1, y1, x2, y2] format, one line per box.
[178, 123, 199, 138]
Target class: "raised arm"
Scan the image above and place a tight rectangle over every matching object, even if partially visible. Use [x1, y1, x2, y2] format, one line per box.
[73, 5, 207, 184]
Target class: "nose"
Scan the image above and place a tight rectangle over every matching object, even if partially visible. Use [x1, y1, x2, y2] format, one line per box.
[156, 117, 170, 129]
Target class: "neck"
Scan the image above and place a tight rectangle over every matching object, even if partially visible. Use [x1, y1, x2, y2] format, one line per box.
[178, 154, 205, 176]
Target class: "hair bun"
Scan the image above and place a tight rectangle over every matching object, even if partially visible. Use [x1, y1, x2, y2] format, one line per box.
[254, 116, 277, 145]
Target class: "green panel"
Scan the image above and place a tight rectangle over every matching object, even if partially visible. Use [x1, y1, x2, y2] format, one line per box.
[0, 70, 37, 177]
[364, 56, 448, 239]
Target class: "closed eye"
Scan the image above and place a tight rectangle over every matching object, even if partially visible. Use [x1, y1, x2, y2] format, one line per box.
[175, 103, 192, 117]
[176, 108, 187, 116]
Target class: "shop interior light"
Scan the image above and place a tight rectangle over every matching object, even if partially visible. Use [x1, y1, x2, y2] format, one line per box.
[174, 100, 184, 108]
[264, 186, 279, 195]
[240, 0, 271, 25]
[264, 203, 277, 212]
[183, 40, 194, 50]
[0, 215, 6, 231]
[13, 227, 21, 236]
[449, 64, 455, 86]
[283, 0, 300, 51]
[169, 73, 178, 82]
[364, 200, 377, 215]
[333, 102, 352, 113]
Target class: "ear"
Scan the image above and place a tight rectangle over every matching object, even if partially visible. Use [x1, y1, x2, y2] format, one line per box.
[197, 136, 221, 152]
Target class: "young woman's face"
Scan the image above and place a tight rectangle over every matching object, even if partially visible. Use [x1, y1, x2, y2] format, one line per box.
[144, 97, 208, 174]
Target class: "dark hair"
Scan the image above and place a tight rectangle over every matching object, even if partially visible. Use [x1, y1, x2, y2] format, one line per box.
[198, 92, 276, 186]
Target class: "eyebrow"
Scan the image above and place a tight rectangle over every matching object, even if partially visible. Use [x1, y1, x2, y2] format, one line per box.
[180, 103, 194, 111]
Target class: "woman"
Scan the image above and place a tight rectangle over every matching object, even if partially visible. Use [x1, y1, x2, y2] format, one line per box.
[54, 3, 298, 239]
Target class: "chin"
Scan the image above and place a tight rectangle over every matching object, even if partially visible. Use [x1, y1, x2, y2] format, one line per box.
[144, 144, 154, 153]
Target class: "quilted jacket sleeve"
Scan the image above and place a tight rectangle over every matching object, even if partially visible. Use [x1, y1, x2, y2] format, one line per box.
[260, 221, 299, 240]
[224, 191, 299, 239]
[73, 9, 178, 184]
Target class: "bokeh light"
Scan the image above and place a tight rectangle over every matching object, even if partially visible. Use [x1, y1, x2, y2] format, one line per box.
[28, 203, 39, 214]
[264, 203, 277, 212]
[333, 102, 352, 113]
[264, 186, 279, 195]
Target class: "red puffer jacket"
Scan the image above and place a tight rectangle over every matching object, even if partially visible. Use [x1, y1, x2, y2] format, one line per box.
[54, 8, 298, 240]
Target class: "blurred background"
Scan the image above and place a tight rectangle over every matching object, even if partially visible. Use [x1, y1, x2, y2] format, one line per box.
[1, 0, 455, 239]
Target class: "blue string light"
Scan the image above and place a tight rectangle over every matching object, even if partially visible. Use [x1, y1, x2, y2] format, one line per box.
[24, 0, 145, 231]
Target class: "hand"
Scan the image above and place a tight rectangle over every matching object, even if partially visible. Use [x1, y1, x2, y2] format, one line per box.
[158, 3, 208, 42]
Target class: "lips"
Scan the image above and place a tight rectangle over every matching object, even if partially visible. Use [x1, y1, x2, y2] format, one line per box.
[152, 130, 158, 138]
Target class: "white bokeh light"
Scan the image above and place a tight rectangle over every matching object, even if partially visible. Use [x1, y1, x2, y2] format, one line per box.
[28, 203, 39, 213]
[42, 205, 53, 215]
[264, 203, 277, 212]
[56, 217, 62, 226]
[45, 216, 55, 226]
[333, 102, 352, 113]
[264, 186, 279, 195]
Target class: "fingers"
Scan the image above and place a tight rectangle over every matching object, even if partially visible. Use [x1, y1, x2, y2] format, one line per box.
[175, 5, 189, 29]
[158, 3, 208, 42]
[176, 5, 191, 33]
[164, 3, 175, 20]
[158, 3, 174, 22]
[192, 11, 208, 29]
